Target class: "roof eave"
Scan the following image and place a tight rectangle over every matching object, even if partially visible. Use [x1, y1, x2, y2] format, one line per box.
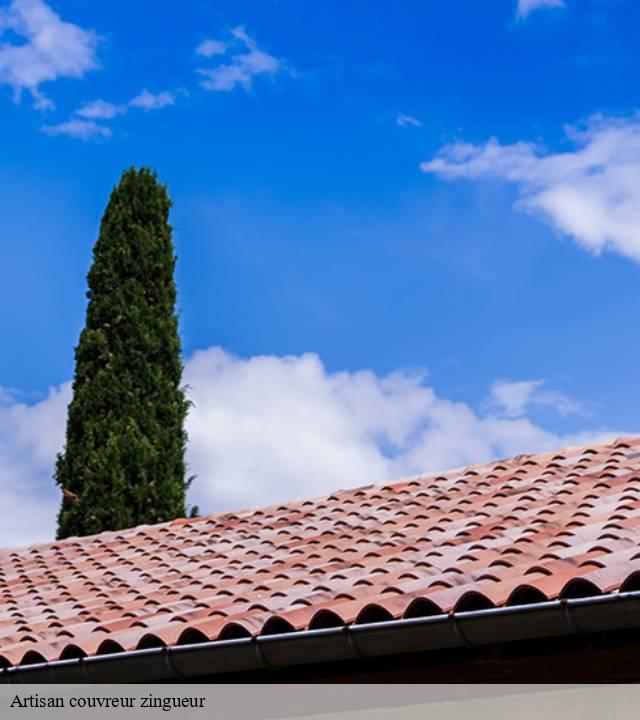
[3, 590, 640, 684]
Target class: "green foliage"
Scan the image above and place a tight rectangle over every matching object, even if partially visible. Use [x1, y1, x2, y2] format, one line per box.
[55, 168, 191, 538]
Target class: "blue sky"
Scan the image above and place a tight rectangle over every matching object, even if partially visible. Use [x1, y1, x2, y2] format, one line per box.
[1, 0, 640, 546]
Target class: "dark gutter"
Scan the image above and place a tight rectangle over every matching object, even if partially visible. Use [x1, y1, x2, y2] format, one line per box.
[3, 590, 640, 684]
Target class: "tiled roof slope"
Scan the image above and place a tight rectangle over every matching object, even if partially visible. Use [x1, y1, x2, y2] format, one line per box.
[3, 436, 640, 668]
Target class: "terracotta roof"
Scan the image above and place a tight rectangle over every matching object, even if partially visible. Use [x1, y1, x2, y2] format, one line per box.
[2, 435, 640, 669]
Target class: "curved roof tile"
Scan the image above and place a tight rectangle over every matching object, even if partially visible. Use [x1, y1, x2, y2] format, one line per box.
[2, 436, 640, 667]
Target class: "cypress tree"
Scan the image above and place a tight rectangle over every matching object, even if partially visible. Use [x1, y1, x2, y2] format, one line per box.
[55, 167, 191, 539]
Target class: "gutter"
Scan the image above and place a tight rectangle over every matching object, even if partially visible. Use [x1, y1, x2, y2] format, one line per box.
[3, 590, 640, 683]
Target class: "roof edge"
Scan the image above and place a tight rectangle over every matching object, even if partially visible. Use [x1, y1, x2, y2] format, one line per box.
[4, 590, 640, 683]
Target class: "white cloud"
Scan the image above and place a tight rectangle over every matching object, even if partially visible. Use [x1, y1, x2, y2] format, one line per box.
[196, 25, 286, 92]
[489, 379, 585, 418]
[41, 118, 111, 140]
[516, 0, 566, 19]
[0, 0, 99, 109]
[195, 39, 227, 58]
[185, 349, 614, 514]
[128, 89, 175, 111]
[0, 382, 70, 548]
[47, 89, 175, 140]
[397, 113, 422, 128]
[421, 114, 640, 263]
[77, 90, 174, 118]
[75, 98, 124, 119]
